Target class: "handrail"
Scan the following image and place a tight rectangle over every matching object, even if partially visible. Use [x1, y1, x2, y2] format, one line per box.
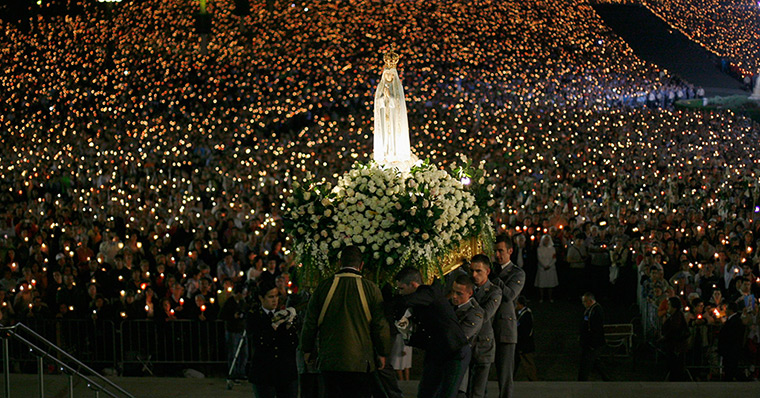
[1, 323, 135, 398]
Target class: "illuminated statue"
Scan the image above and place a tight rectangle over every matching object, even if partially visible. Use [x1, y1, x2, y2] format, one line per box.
[374, 50, 416, 171]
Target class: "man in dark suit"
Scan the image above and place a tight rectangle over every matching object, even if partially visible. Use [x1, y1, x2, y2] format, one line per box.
[578, 291, 609, 381]
[718, 301, 746, 381]
[395, 267, 468, 398]
[247, 279, 298, 398]
[492, 235, 525, 398]
[469, 254, 502, 398]
[515, 296, 537, 381]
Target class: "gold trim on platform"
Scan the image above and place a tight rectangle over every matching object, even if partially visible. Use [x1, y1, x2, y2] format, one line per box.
[432, 236, 483, 282]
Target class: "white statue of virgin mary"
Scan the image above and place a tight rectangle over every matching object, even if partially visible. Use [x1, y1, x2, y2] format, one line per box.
[374, 50, 415, 171]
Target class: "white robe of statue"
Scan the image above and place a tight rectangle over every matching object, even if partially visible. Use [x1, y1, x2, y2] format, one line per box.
[374, 67, 413, 169]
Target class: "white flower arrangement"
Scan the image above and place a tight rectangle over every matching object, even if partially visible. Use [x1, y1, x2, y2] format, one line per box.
[283, 158, 495, 286]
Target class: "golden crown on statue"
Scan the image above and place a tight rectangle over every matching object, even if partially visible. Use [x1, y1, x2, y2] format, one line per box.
[383, 49, 400, 69]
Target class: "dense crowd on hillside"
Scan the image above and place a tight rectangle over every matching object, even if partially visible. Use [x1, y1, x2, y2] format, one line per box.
[643, 0, 760, 78]
[0, 0, 759, 380]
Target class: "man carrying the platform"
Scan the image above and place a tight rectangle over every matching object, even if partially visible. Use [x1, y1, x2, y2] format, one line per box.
[492, 235, 525, 398]
[395, 267, 469, 398]
[469, 254, 502, 398]
[300, 246, 391, 398]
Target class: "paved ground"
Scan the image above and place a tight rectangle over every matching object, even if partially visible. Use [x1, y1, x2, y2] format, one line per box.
[2, 374, 758, 398]
[592, 4, 747, 97]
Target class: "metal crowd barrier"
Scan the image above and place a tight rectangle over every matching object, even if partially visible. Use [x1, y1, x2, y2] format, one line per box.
[684, 323, 723, 380]
[3, 320, 227, 374]
[120, 320, 226, 367]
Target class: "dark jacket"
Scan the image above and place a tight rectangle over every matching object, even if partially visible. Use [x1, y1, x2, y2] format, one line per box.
[661, 311, 688, 354]
[718, 312, 746, 358]
[516, 306, 535, 354]
[247, 307, 299, 384]
[402, 284, 467, 360]
[219, 296, 247, 333]
[580, 302, 605, 349]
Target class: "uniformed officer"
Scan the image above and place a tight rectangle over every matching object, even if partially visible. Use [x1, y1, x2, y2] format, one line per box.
[247, 279, 299, 398]
[450, 274, 483, 398]
[469, 254, 502, 398]
[492, 235, 525, 398]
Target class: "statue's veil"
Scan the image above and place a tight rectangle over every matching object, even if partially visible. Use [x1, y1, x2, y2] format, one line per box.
[373, 67, 411, 164]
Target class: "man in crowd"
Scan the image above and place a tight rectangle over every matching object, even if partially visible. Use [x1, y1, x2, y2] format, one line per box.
[300, 246, 391, 398]
[395, 267, 468, 398]
[578, 292, 609, 381]
[492, 235, 525, 398]
[718, 301, 746, 381]
[468, 254, 502, 398]
[449, 274, 482, 398]
[515, 295, 537, 381]
[219, 284, 249, 383]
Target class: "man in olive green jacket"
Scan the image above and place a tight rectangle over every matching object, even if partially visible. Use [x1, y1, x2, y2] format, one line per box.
[300, 246, 391, 398]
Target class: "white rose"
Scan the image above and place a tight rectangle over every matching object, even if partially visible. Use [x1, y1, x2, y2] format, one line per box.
[338, 202, 347, 210]
[422, 200, 430, 208]
[386, 257, 394, 265]
[427, 210, 433, 217]
[303, 192, 311, 201]
[346, 188, 355, 196]
[353, 235, 364, 243]
[319, 242, 328, 251]
[395, 202, 402, 210]
[374, 252, 380, 259]
[321, 230, 328, 238]
[478, 177, 485, 184]
[410, 195, 417, 203]
[410, 208, 417, 216]
[422, 233, 429, 240]
[487, 200, 495, 207]
[325, 209, 332, 217]
[293, 181, 301, 189]
[297, 227, 305, 234]
[401, 231, 410, 237]
[331, 240, 341, 249]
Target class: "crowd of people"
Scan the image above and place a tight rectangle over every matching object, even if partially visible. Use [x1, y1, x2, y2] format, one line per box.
[643, 0, 760, 78]
[1, 0, 760, 386]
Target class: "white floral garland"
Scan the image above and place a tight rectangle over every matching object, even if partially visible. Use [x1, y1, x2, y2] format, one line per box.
[284, 159, 494, 285]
